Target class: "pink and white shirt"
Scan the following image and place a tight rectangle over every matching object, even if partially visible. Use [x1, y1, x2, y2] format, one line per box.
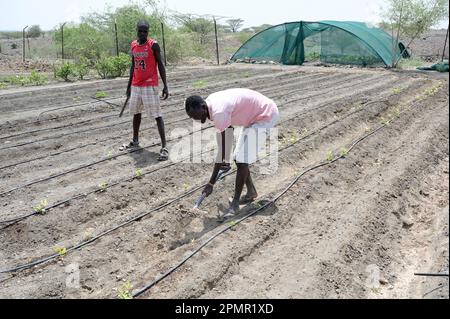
[206, 88, 278, 132]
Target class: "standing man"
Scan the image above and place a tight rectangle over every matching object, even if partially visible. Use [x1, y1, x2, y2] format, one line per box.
[121, 20, 169, 161]
[185, 88, 279, 219]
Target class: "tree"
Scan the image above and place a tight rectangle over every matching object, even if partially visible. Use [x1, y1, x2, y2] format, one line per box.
[174, 14, 214, 44]
[27, 25, 42, 38]
[226, 19, 244, 33]
[381, 0, 449, 67]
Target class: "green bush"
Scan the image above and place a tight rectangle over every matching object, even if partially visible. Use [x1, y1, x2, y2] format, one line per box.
[9, 75, 30, 86]
[95, 54, 130, 79]
[55, 62, 76, 81]
[29, 70, 47, 85]
[95, 55, 115, 79]
[74, 57, 90, 80]
[111, 53, 131, 77]
[6, 70, 47, 86]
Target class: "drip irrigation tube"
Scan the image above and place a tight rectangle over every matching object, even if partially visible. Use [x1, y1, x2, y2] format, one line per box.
[0, 96, 393, 273]
[0, 74, 390, 197]
[131, 100, 415, 298]
[0, 94, 391, 225]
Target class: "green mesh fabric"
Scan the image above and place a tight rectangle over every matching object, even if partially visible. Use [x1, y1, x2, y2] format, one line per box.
[231, 21, 402, 67]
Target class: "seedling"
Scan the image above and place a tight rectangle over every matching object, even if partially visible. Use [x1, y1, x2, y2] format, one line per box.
[192, 80, 207, 89]
[392, 87, 402, 95]
[0, 82, 7, 89]
[107, 150, 113, 159]
[182, 183, 190, 191]
[118, 281, 133, 299]
[340, 147, 349, 157]
[326, 151, 334, 162]
[288, 132, 300, 143]
[95, 91, 108, 99]
[135, 168, 143, 179]
[302, 127, 309, 135]
[33, 199, 48, 214]
[99, 182, 108, 192]
[191, 238, 196, 244]
[54, 246, 67, 257]
[229, 220, 237, 228]
[380, 116, 390, 125]
[423, 86, 439, 97]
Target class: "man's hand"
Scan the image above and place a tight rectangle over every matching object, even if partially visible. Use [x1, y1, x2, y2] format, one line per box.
[126, 86, 131, 98]
[162, 86, 169, 100]
[203, 183, 213, 197]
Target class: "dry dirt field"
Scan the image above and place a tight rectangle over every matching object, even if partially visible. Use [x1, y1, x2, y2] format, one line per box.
[0, 64, 448, 299]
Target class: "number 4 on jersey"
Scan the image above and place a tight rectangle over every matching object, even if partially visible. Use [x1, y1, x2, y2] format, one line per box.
[137, 59, 146, 70]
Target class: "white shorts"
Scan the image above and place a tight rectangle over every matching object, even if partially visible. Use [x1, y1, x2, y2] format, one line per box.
[234, 109, 279, 164]
[129, 86, 162, 118]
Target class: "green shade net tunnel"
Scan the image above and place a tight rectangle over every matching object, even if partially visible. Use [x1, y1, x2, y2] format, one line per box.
[231, 21, 404, 67]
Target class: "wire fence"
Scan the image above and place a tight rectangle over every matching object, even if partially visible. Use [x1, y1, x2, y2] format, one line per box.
[0, 20, 251, 67]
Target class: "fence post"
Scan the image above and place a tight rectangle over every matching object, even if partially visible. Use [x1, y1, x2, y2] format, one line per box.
[114, 20, 119, 56]
[161, 22, 167, 66]
[22, 25, 28, 63]
[213, 18, 219, 65]
[61, 22, 67, 60]
[442, 22, 449, 62]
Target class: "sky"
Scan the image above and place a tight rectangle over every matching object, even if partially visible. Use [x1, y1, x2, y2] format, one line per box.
[0, 0, 448, 31]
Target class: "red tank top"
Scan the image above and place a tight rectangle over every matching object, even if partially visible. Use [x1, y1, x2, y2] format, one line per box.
[131, 38, 158, 87]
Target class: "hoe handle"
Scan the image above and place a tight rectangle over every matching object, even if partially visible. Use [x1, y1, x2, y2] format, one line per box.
[119, 96, 130, 117]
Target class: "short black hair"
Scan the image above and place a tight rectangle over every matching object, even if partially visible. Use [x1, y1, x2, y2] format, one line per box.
[137, 20, 150, 30]
[185, 95, 205, 113]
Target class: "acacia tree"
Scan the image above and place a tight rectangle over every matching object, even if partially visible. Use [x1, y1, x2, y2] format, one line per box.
[27, 25, 42, 38]
[226, 19, 244, 32]
[173, 14, 214, 44]
[381, 0, 449, 67]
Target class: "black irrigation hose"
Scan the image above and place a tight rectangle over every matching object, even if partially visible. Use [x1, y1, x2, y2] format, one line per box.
[0, 71, 354, 146]
[0, 75, 398, 214]
[0, 112, 118, 141]
[0, 117, 191, 197]
[132, 99, 415, 298]
[0, 161, 227, 274]
[0, 73, 379, 162]
[0, 95, 393, 273]
[0, 145, 218, 225]
[414, 273, 449, 277]
[0, 78, 385, 198]
[36, 96, 121, 119]
[2, 73, 362, 168]
[0, 97, 387, 226]
[0, 69, 259, 131]
[132, 82, 447, 297]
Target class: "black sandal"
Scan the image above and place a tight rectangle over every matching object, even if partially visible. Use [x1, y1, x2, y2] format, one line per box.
[158, 147, 169, 161]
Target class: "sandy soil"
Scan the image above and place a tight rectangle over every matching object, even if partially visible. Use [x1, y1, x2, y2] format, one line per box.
[0, 64, 448, 299]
